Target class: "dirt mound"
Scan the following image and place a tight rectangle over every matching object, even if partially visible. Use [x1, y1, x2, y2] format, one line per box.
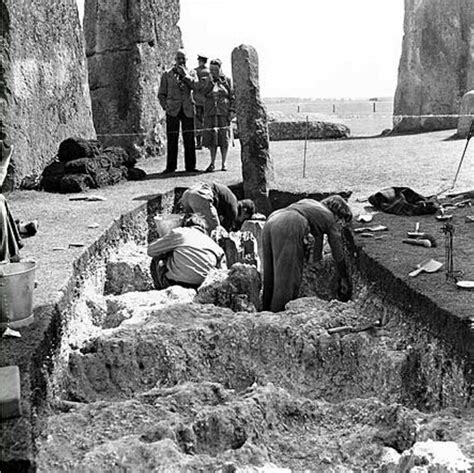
[38, 381, 472, 472]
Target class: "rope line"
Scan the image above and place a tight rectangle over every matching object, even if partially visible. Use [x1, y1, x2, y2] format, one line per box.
[94, 113, 474, 138]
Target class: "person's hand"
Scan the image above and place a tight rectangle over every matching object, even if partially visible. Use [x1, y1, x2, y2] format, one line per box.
[338, 277, 352, 302]
[175, 65, 187, 77]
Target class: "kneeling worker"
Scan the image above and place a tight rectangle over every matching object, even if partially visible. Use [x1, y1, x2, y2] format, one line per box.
[148, 214, 226, 290]
[262, 195, 353, 312]
[180, 182, 255, 233]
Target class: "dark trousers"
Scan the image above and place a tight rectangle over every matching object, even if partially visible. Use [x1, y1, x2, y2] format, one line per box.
[166, 109, 196, 172]
[195, 105, 205, 147]
[262, 209, 309, 312]
[0, 195, 23, 262]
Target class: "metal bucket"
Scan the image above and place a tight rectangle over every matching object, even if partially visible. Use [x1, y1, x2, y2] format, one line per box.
[154, 214, 183, 237]
[0, 261, 37, 328]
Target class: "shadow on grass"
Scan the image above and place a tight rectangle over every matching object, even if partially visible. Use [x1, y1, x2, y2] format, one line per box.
[145, 170, 205, 181]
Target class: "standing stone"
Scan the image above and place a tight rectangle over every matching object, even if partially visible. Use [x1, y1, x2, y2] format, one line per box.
[457, 90, 474, 138]
[232, 45, 273, 214]
[393, 0, 474, 133]
[84, 0, 182, 160]
[0, 0, 96, 190]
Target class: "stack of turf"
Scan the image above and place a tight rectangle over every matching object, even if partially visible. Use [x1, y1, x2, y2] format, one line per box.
[41, 137, 147, 193]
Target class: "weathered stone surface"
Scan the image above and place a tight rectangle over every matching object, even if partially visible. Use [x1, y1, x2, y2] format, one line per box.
[241, 220, 265, 269]
[232, 45, 273, 214]
[195, 263, 262, 312]
[397, 440, 472, 472]
[377, 447, 401, 473]
[104, 286, 196, 328]
[104, 243, 153, 295]
[84, 0, 182, 159]
[268, 120, 350, 141]
[213, 227, 260, 269]
[393, 0, 474, 133]
[37, 381, 472, 472]
[0, 0, 96, 190]
[457, 90, 474, 138]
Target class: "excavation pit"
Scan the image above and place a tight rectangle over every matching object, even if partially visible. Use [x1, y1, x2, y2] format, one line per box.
[1, 186, 472, 472]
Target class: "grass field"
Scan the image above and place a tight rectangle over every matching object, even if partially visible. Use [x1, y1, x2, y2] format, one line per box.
[265, 98, 394, 136]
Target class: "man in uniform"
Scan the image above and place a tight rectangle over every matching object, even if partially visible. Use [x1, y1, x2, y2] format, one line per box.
[262, 195, 353, 312]
[194, 54, 209, 149]
[158, 49, 198, 173]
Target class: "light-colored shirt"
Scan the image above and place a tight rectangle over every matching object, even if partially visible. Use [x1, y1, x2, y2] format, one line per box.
[147, 227, 225, 285]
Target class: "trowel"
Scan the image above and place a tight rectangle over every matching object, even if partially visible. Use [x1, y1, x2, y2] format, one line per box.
[408, 259, 443, 278]
[354, 225, 388, 233]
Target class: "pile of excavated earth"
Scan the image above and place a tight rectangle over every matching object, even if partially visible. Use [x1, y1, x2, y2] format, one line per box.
[34, 239, 473, 472]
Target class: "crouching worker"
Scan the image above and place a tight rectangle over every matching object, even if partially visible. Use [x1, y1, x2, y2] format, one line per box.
[180, 182, 255, 233]
[147, 214, 226, 290]
[262, 195, 353, 312]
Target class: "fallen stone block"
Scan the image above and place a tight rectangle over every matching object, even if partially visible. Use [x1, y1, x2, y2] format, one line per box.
[105, 243, 154, 295]
[104, 286, 197, 328]
[0, 366, 21, 420]
[196, 263, 261, 312]
[397, 440, 472, 472]
[268, 120, 350, 141]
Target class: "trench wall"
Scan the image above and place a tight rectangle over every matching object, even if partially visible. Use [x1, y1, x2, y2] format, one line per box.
[0, 186, 471, 472]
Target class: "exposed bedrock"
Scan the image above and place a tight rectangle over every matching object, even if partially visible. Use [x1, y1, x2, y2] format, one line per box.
[0, 0, 96, 190]
[393, 0, 474, 133]
[83, 0, 182, 159]
[37, 382, 473, 472]
[38, 291, 473, 472]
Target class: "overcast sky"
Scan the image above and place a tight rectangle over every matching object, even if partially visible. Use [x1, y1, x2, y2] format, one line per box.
[76, 0, 404, 99]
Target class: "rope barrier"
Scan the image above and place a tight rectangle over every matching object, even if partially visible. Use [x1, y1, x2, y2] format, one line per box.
[95, 113, 474, 138]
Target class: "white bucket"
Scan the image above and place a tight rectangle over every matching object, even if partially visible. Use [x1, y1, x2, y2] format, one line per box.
[0, 261, 37, 328]
[154, 214, 183, 237]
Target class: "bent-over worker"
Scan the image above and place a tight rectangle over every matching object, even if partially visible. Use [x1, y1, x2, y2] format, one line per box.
[148, 214, 225, 290]
[262, 196, 353, 312]
[180, 182, 254, 233]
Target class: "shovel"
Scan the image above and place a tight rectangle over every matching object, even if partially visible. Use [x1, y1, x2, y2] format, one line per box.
[409, 259, 443, 278]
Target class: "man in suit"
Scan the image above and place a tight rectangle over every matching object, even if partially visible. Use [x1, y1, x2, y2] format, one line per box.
[158, 49, 198, 173]
[194, 54, 209, 150]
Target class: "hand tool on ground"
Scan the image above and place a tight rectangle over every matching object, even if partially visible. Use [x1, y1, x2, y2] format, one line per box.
[407, 222, 424, 238]
[403, 233, 437, 248]
[408, 259, 443, 277]
[328, 320, 382, 335]
[354, 225, 388, 233]
[456, 280, 474, 290]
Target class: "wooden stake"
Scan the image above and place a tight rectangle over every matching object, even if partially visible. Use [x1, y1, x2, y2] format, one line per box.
[303, 115, 308, 178]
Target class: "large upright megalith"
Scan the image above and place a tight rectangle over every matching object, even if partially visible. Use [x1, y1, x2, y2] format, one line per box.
[457, 90, 474, 138]
[232, 45, 273, 215]
[393, 0, 474, 133]
[84, 0, 182, 159]
[0, 0, 96, 190]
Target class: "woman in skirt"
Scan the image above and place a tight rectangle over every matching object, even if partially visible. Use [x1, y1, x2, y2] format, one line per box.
[201, 59, 235, 172]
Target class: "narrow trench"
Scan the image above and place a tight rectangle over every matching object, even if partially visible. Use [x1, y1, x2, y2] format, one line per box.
[34, 197, 472, 472]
